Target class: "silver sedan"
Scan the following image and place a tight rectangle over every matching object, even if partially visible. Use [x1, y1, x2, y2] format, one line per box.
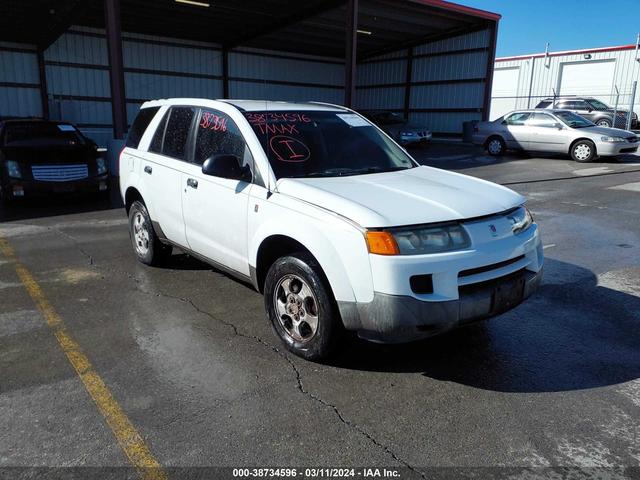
[472, 109, 638, 162]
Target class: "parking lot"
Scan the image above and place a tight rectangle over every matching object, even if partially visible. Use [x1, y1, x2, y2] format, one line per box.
[1, 145, 639, 477]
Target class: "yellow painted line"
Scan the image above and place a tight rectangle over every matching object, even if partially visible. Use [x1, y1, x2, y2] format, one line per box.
[0, 236, 168, 480]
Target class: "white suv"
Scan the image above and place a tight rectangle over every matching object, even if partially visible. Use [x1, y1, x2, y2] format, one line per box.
[120, 98, 543, 360]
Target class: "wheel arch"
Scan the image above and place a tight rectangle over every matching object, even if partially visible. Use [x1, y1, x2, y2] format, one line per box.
[124, 186, 144, 215]
[569, 137, 597, 156]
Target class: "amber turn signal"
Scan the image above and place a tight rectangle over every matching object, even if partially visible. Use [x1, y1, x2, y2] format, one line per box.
[366, 231, 400, 255]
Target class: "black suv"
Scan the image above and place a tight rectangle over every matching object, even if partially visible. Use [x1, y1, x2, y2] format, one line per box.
[536, 96, 638, 129]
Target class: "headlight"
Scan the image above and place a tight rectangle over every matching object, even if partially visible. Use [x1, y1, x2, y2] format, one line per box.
[601, 136, 626, 142]
[96, 157, 107, 175]
[507, 206, 533, 234]
[390, 224, 471, 255]
[400, 131, 417, 137]
[6, 160, 21, 178]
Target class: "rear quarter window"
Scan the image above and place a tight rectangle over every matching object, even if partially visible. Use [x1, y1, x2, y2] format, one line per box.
[536, 101, 552, 108]
[126, 107, 160, 149]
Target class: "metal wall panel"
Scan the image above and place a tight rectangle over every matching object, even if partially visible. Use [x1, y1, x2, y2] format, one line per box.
[123, 41, 222, 75]
[46, 65, 111, 97]
[45, 33, 108, 65]
[0, 50, 40, 83]
[0, 87, 42, 117]
[0, 42, 41, 117]
[411, 82, 484, 108]
[355, 86, 404, 110]
[229, 81, 343, 104]
[355, 28, 492, 135]
[124, 72, 221, 100]
[412, 51, 488, 82]
[357, 58, 406, 86]
[414, 29, 490, 55]
[230, 51, 343, 85]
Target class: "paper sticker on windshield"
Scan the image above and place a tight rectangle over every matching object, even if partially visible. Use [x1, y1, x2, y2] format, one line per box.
[269, 136, 310, 162]
[337, 114, 369, 127]
[57, 124, 76, 131]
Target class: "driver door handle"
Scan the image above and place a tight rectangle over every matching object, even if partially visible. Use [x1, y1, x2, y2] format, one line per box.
[187, 178, 198, 189]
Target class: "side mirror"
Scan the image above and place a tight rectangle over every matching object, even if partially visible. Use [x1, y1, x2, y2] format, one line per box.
[202, 154, 251, 182]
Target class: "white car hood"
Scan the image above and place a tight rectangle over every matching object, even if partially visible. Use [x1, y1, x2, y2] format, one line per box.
[276, 165, 525, 228]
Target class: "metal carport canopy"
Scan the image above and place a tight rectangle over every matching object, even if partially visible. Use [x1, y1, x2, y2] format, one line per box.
[0, 0, 500, 138]
[0, 0, 499, 59]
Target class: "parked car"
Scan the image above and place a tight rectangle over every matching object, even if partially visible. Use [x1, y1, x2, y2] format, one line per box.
[473, 109, 638, 162]
[0, 119, 109, 202]
[120, 99, 543, 360]
[536, 96, 638, 129]
[360, 110, 431, 146]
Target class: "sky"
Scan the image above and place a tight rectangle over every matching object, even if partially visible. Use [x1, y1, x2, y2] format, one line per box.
[461, 0, 640, 57]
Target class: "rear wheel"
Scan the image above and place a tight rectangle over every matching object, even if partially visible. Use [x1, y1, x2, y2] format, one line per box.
[486, 136, 506, 156]
[264, 252, 341, 361]
[596, 119, 612, 127]
[128, 200, 172, 266]
[571, 140, 597, 163]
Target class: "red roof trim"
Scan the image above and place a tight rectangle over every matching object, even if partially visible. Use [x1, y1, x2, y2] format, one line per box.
[410, 0, 501, 21]
[496, 44, 636, 62]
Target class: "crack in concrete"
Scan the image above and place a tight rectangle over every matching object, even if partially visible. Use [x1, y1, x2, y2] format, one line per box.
[51, 227, 426, 476]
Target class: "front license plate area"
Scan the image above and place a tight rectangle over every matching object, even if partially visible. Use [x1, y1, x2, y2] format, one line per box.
[53, 184, 74, 193]
[492, 275, 525, 314]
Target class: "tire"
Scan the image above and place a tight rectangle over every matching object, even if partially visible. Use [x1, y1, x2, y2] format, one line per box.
[264, 252, 341, 361]
[570, 139, 597, 163]
[486, 136, 506, 156]
[128, 200, 172, 266]
[596, 119, 612, 128]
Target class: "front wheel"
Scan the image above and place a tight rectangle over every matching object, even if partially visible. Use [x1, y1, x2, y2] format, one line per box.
[571, 140, 597, 163]
[264, 253, 341, 361]
[596, 119, 612, 127]
[128, 200, 172, 266]
[486, 136, 506, 156]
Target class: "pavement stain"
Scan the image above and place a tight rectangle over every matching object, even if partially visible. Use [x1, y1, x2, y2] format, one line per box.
[58, 268, 102, 284]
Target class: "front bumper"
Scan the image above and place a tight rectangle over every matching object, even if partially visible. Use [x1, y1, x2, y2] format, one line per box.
[4, 175, 109, 198]
[597, 141, 638, 156]
[348, 267, 542, 343]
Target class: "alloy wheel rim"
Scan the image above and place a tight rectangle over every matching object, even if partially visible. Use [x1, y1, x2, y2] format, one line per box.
[133, 212, 150, 256]
[273, 274, 319, 343]
[597, 120, 610, 127]
[488, 140, 502, 154]
[574, 144, 591, 160]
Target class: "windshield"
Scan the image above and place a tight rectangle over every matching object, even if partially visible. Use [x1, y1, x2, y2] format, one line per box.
[587, 99, 610, 110]
[244, 111, 416, 179]
[554, 111, 594, 129]
[3, 122, 85, 146]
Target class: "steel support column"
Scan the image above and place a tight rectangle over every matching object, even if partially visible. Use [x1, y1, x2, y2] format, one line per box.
[222, 48, 229, 98]
[344, 0, 358, 107]
[481, 20, 498, 121]
[36, 49, 49, 120]
[403, 47, 414, 119]
[104, 0, 127, 139]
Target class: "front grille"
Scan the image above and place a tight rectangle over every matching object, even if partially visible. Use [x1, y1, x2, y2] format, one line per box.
[458, 255, 525, 278]
[31, 164, 88, 182]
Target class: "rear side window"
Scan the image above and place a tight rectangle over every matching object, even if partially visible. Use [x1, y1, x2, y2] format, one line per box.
[162, 107, 197, 160]
[126, 107, 159, 148]
[536, 101, 551, 108]
[504, 112, 531, 125]
[149, 110, 169, 154]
